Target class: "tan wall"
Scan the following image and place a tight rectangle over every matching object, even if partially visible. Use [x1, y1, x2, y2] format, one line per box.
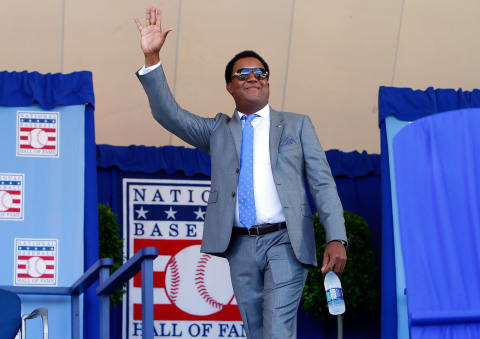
[2, 0, 480, 153]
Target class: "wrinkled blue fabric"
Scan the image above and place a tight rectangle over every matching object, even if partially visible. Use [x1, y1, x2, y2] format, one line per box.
[379, 86, 480, 126]
[96, 145, 379, 179]
[96, 144, 211, 176]
[0, 70, 94, 110]
[378, 86, 480, 339]
[393, 109, 480, 338]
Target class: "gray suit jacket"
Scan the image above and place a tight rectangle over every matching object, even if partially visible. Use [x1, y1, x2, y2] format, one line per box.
[137, 65, 347, 266]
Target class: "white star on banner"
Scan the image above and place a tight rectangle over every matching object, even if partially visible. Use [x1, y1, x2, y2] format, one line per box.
[165, 206, 177, 220]
[194, 207, 206, 220]
[135, 206, 149, 219]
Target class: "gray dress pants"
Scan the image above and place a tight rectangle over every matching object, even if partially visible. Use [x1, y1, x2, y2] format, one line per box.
[226, 228, 309, 339]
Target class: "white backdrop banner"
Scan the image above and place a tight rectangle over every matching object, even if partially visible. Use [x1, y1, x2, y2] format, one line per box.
[123, 178, 245, 338]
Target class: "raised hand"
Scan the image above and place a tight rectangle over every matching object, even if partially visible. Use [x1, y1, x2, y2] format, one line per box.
[134, 7, 173, 65]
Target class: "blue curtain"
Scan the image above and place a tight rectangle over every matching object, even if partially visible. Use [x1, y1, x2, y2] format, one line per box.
[378, 86, 480, 339]
[0, 70, 98, 339]
[394, 108, 480, 338]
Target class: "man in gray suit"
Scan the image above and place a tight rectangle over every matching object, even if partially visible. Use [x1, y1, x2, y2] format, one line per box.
[134, 7, 347, 339]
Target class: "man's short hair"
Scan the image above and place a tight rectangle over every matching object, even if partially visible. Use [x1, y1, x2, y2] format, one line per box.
[224, 50, 270, 83]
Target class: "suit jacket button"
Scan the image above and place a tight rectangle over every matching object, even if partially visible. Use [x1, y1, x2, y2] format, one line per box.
[232, 192, 236, 197]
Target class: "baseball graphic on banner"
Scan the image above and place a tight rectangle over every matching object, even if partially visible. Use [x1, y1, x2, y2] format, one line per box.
[26, 257, 46, 278]
[30, 128, 48, 149]
[0, 191, 13, 211]
[165, 244, 234, 316]
[16, 111, 59, 157]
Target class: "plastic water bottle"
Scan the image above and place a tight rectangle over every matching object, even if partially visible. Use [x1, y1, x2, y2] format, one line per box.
[324, 271, 345, 315]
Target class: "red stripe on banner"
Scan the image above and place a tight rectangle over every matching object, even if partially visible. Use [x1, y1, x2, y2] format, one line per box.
[133, 304, 242, 321]
[19, 145, 56, 150]
[134, 239, 202, 256]
[17, 274, 54, 278]
[131, 239, 202, 288]
[7, 208, 20, 212]
[133, 271, 165, 288]
[4, 190, 20, 195]
[20, 128, 56, 132]
[48, 137, 56, 141]
[46, 265, 54, 269]
[19, 136, 28, 140]
[17, 256, 54, 260]
[17, 265, 26, 269]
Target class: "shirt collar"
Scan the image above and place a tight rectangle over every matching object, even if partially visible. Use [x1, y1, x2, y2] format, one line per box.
[237, 104, 270, 120]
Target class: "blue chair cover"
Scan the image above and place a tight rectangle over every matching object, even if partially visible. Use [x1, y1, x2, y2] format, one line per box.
[0, 289, 21, 338]
[378, 86, 480, 339]
[393, 108, 480, 338]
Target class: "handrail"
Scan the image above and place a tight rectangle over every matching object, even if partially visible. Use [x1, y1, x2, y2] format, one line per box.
[96, 246, 158, 339]
[69, 257, 114, 339]
[0, 247, 158, 339]
[70, 258, 114, 295]
[21, 307, 48, 339]
[96, 247, 158, 295]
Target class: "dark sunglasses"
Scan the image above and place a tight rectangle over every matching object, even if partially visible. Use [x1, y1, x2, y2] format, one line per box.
[231, 67, 269, 81]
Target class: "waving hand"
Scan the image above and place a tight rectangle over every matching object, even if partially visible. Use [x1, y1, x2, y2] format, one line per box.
[134, 7, 173, 66]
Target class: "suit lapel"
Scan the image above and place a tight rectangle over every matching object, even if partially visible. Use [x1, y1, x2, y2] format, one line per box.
[228, 108, 284, 166]
[228, 110, 242, 160]
[269, 108, 284, 169]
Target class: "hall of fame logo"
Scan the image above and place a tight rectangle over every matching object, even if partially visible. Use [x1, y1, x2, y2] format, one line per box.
[0, 173, 24, 220]
[123, 178, 245, 338]
[16, 111, 59, 157]
[14, 238, 58, 285]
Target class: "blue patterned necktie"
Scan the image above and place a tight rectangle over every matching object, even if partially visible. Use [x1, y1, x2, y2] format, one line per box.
[238, 114, 258, 229]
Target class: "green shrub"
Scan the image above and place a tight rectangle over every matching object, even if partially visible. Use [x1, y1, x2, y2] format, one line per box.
[98, 203, 125, 307]
[301, 210, 378, 320]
